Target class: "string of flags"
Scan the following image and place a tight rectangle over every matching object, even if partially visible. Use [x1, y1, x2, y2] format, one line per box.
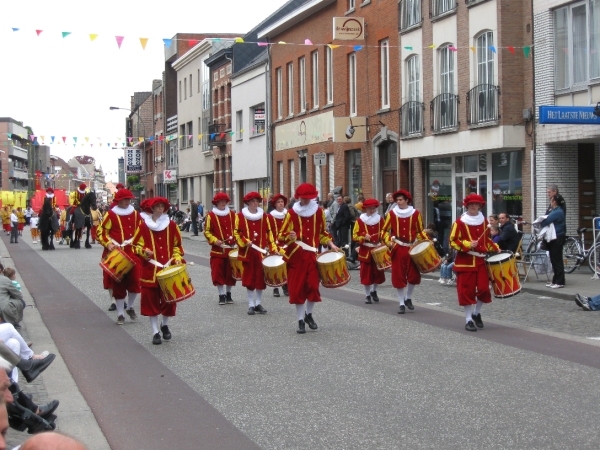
[6, 28, 534, 57]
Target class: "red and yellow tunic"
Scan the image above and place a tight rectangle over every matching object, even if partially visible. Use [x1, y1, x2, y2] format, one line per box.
[381, 206, 428, 289]
[96, 207, 142, 297]
[353, 213, 386, 286]
[1, 208, 11, 232]
[234, 209, 277, 291]
[267, 209, 287, 249]
[17, 210, 25, 231]
[449, 213, 499, 306]
[278, 204, 332, 304]
[69, 190, 87, 207]
[203, 208, 237, 286]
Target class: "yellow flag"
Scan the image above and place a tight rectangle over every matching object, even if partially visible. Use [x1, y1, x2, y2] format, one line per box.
[278, 41, 286, 44]
[428, 44, 436, 49]
[138, 137, 144, 142]
[327, 44, 340, 49]
[85, 137, 89, 142]
[234, 37, 244, 43]
[470, 46, 476, 53]
[140, 38, 148, 50]
[89, 34, 98, 41]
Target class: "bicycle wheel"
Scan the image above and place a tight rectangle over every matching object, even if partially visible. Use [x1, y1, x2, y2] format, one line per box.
[523, 239, 539, 264]
[563, 237, 581, 274]
[588, 243, 600, 276]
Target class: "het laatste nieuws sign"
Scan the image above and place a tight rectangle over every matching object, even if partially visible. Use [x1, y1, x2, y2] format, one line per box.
[539, 106, 600, 125]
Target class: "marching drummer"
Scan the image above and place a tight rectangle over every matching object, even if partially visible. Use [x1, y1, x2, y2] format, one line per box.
[267, 194, 289, 297]
[204, 192, 237, 305]
[382, 189, 428, 314]
[96, 188, 142, 325]
[234, 192, 278, 315]
[133, 197, 184, 345]
[449, 193, 499, 332]
[352, 198, 386, 304]
[278, 183, 339, 334]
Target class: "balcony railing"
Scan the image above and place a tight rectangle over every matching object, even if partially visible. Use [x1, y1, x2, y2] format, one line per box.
[430, 93, 459, 133]
[401, 101, 425, 137]
[430, 0, 457, 18]
[466, 84, 500, 126]
[399, 0, 423, 31]
[208, 123, 229, 146]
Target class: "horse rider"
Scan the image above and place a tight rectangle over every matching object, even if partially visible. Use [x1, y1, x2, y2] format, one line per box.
[69, 183, 89, 211]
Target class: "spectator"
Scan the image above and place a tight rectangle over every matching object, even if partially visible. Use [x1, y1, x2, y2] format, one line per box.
[438, 248, 456, 285]
[197, 201, 204, 218]
[333, 196, 351, 247]
[329, 195, 340, 224]
[489, 224, 501, 243]
[541, 194, 566, 288]
[488, 214, 499, 228]
[9, 209, 18, 244]
[0, 271, 24, 327]
[546, 184, 566, 215]
[190, 200, 199, 236]
[181, 208, 192, 232]
[498, 212, 520, 253]
[326, 192, 335, 207]
[322, 201, 333, 233]
[20, 432, 88, 450]
[385, 192, 394, 215]
[24, 206, 33, 226]
[29, 213, 39, 244]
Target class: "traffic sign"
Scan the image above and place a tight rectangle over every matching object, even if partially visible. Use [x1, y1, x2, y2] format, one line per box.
[314, 152, 327, 166]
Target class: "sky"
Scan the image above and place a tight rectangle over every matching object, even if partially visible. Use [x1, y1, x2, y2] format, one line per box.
[0, 0, 288, 182]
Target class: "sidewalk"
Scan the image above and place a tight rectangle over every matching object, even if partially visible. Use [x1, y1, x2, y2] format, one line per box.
[1, 235, 110, 449]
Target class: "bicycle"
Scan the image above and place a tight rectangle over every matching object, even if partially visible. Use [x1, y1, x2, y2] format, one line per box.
[562, 227, 600, 275]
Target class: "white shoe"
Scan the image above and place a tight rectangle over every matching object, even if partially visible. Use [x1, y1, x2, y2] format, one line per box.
[438, 278, 444, 284]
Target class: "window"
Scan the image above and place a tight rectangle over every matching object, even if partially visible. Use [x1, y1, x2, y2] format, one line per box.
[347, 149, 362, 203]
[278, 161, 284, 194]
[555, 1, 600, 90]
[328, 154, 335, 192]
[402, 55, 422, 136]
[236, 110, 243, 140]
[439, 45, 455, 93]
[407, 55, 420, 101]
[198, 69, 201, 92]
[348, 53, 357, 116]
[251, 104, 266, 136]
[181, 178, 188, 202]
[169, 139, 178, 167]
[476, 31, 494, 85]
[312, 51, 319, 109]
[203, 58, 210, 110]
[213, 71, 218, 82]
[289, 160, 295, 196]
[400, 0, 422, 30]
[179, 80, 182, 102]
[287, 62, 294, 116]
[299, 57, 306, 112]
[220, 68, 225, 78]
[184, 77, 187, 100]
[326, 46, 333, 104]
[380, 40, 390, 108]
[348, 0, 355, 10]
[189, 75, 192, 97]
[180, 124, 186, 148]
[226, 64, 232, 74]
[198, 118, 202, 145]
[431, 0, 456, 18]
[491, 151, 523, 217]
[276, 67, 283, 119]
[202, 117, 210, 151]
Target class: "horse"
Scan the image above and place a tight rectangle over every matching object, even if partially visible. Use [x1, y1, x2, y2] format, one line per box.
[38, 197, 56, 251]
[68, 191, 97, 249]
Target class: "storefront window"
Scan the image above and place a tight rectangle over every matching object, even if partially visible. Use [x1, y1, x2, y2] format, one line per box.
[347, 149, 362, 203]
[491, 151, 522, 217]
[427, 158, 452, 252]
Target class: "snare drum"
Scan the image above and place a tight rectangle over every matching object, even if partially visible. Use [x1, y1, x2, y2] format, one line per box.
[228, 249, 244, 281]
[262, 255, 287, 287]
[156, 264, 196, 303]
[485, 252, 521, 298]
[316, 251, 351, 288]
[409, 241, 442, 274]
[371, 245, 392, 271]
[99, 247, 136, 282]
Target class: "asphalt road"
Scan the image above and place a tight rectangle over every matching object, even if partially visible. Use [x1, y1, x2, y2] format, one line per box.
[7, 231, 600, 449]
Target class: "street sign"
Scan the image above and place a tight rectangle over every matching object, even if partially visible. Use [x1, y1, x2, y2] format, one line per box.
[163, 170, 177, 184]
[314, 152, 327, 166]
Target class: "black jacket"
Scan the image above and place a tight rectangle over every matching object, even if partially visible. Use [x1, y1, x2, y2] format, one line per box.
[334, 203, 351, 228]
[191, 203, 198, 220]
[498, 221, 521, 253]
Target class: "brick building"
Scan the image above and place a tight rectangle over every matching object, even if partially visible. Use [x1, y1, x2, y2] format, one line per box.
[258, 0, 401, 204]
[398, 0, 534, 248]
[533, 0, 600, 243]
[0, 118, 31, 192]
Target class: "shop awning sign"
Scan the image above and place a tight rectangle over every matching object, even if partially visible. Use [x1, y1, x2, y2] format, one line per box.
[125, 148, 143, 173]
[539, 106, 600, 125]
[163, 170, 177, 184]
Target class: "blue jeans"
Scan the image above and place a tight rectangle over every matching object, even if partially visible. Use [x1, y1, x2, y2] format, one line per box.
[588, 294, 600, 311]
[440, 262, 454, 278]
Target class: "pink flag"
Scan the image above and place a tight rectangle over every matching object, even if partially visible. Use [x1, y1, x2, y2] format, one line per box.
[36, 30, 43, 36]
[62, 136, 67, 143]
[115, 36, 124, 49]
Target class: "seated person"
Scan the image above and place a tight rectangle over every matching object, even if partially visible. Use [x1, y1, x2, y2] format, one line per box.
[438, 248, 455, 285]
[498, 212, 521, 253]
[0, 320, 48, 384]
[490, 224, 501, 243]
[574, 293, 600, 311]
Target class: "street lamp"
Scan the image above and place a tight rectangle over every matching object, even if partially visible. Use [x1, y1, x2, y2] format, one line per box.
[109, 106, 146, 142]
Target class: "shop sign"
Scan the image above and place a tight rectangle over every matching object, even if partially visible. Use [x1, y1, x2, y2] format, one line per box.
[333, 17, 365, 40]
[163, 170, 177, 184]
[539, 106, 600, 125]
[125, 148, 143, 173]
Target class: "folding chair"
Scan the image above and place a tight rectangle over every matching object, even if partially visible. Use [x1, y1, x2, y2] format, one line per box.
[517, 234, 551, 282]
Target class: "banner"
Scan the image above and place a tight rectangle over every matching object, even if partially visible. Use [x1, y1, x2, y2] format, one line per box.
[125, 148, 143, 173]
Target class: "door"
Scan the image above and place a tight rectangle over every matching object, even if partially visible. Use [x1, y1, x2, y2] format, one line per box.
[455, 173, 487, 217]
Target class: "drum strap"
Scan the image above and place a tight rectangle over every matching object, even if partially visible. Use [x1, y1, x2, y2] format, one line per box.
[296, 241, 318, 253]
[467, 251, 486, 258]
[363, 242, 379, 248]
[392, 238, 414, 247]
[111, 238, 133, 247]
[148, 258, 173, 268]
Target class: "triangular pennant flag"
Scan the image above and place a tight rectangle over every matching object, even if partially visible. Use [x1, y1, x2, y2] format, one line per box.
[278, 41, 286, 44]
[28, 135, 34, 141]
[353, 45, 363, 51]
[11, 28, 19, 32]
[73, 137, 78, 143]
[159, 136, 164, 141]
[304, 39, 313, 45]
[107, 143, 111, 147]
[40, 136, 45, 142]
[36, 30, 43, 36]
[149, 136, 155, 142]
[138, 137, 144, 142]
[240, 129, 244, 134]
[257, 42, 269, 47]
[212, 38, 221, 41]
[163, 38, 172, 47]
[229, 131, 235, 136]
[523, 46, 531, 58]
[62, 136, 67, 143]
[489, 45, 496, 53]
[219, 132, 225, 139]
[90, 144, 93, 148]
[198, 134, 202, 140]
[404, 46, 413, 51]
[428, 44, 436, 49]
[188, 39, 199, 47]
[470, 46, 476, 53]
[50, 136, 55, 143]
[85, 137, 89, 142]
[115, 36, 124, 49]
[235, 37, 244, 43]
[327, 44, 340, 50]
[127, 137, 133, 142]
[210, 133, 216, 139]
[139, 38, 148, 50]
[6, 133, 11, 139]
[62, 32, 71, 38]
[89, 34, 98, 41]
[73, 144, 76, 147]
[449, 46, 457, 52]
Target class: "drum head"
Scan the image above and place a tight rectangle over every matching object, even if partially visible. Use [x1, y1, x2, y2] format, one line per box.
[229, 250, 239, 258]
[317, 251, 344, 263]
[158, 265, 183, 276]
[409, 241, 430, 255]
[263, 255, 284, 267]
[487, 253, 511, 263]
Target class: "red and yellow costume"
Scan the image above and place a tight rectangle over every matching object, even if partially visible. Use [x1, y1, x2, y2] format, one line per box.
[234, 193, 278, 291]
[203, 192, 237, 287]
[133, 199, 184, 317]
[16, 208, 25, 232]
[96, 189, 142, 299]
[353, 199, 386, 286]
[450, 195, 499, 306]
[45, 188, 57, 210]
[1, 207, 11, 233]
[382, 190, 428, 289]
[278, 185, 332, 305]
[69, 183, 88, 208]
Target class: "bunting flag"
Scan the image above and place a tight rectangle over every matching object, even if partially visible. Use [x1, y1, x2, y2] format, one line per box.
[11, 28, 19, 32]
[188, 39, 199, 46]
[257, 42, 269, 47]
[327, 44, 340, 49]
[507, 46, 515, 55]
[304, 39, 313, 45]
[36, 30, 43, 36]
[61, 136, 66, 143]
[115, 36, 124, 49]
[235, 37, 244, 43]
[449, 46, 457, 52]
[523, 46, 531, 58]
[278, 41, 286, 44]
[139, 38, 148, 50]
[163, 38, 172, 47]
[89, 34, 98, 41]
[353, 45, 363, 51]
[404, 46, 413, 51]
[489, 45, 497, 53]
[428, 44, 436, 49]
[470, 46, 476, 53]
[50, 136, 55, 143]
[62, 32, 71, 38]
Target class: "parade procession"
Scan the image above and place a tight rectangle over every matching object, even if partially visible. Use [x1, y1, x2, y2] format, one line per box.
[4, 0, 600, 447]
